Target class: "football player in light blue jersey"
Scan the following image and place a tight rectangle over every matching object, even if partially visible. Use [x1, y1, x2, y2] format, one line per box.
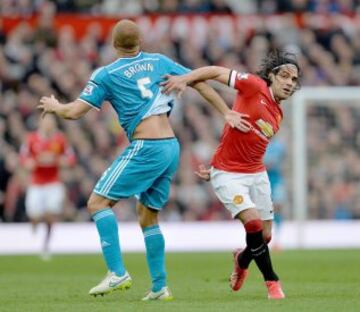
[38, 19, 245, 301]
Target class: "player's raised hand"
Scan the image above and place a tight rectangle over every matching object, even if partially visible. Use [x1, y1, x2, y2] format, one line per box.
[225, 111, 252, 133]
[37, 95, 59, 118]
[160, 74, 187, 97]
[195, 164, 211, 182]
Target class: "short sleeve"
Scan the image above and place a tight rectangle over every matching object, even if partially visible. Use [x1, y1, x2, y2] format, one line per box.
[79, 67, 108, 110]
[228, 71, 262, 96]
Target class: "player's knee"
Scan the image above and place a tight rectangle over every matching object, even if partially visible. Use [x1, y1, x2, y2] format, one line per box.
[87, 197, 99, 215]
[244, 219, 263, 233]
[237, 208, 261, 225]
[137, 203, 158, 228]
[87, 194, 111, 215]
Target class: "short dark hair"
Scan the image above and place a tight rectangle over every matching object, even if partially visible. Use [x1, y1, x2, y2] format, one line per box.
[256, 50, 301, 88]
[112, 19, 140, 52]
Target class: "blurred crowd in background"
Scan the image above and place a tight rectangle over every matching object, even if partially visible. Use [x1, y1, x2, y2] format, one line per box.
[1, 0, 360, 222]
[1, 0, 360, 15]
[307, 104, 360, 219]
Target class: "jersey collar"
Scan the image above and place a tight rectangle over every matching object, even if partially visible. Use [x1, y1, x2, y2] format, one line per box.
[118, 51, 142, 60]
[268, 87, 280, 104]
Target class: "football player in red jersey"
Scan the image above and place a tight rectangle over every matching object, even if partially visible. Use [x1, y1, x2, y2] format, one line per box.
[161, 51, 300, 299]
[20, 114, 76, 260]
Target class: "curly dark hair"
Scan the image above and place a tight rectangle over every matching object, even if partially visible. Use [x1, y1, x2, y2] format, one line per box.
[256, 50, 301, 89]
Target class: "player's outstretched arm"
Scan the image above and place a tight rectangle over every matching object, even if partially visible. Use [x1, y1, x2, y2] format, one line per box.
[38, 95, 92, 119]
[191, 81, 252, 132]
[161, 66, 231, 95]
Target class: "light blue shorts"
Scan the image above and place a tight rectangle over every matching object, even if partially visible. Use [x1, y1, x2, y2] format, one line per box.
[93, 138, 180, 210]
[270, 180, 287, 205]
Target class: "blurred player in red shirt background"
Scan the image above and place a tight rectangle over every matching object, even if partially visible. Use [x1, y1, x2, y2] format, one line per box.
[20, 114, 76, 260]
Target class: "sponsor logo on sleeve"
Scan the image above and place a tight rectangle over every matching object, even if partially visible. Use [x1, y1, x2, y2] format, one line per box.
[83, 84, 94, 95]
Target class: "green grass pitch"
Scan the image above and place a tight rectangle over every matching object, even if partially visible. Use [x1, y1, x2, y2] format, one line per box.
[1, 250, 360, 312]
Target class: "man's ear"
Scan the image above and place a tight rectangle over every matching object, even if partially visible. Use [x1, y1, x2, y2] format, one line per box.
[268, 72, 275, 83]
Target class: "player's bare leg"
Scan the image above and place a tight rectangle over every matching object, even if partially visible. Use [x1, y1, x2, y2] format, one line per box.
[41, 213, 57, 261]
[137, 202, 173, 301]
[29, 218, 48, 260]
[30, 218, 40, 235]
[88, 193, 132, 297]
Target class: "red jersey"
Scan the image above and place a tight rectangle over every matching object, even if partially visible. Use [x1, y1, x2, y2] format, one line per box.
[211, 71, 283, 173]
[20, 131, 76, 185]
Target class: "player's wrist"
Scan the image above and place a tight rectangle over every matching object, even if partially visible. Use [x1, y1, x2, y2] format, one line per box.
[54, 101, 69, 117]
[183, 76, 192, 86]
[53, 100, 63, 111]
[223, 108, 233, 118]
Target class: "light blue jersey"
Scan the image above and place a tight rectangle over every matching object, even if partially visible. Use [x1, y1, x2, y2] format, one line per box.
[80, 52, 189, 208]
[79, 52, 190, 140]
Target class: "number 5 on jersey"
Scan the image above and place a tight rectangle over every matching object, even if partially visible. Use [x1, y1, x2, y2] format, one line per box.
[137, 77, 153, 99]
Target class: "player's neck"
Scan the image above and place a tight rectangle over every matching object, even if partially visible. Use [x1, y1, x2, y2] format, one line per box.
[274, 95, 282, 104]
[117, 48, 141, 58]
[269, 87, 282, 104]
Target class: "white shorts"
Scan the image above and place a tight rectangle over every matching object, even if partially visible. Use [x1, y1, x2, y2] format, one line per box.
[210, 168, 274, 220]
[25, 182, 65, 219]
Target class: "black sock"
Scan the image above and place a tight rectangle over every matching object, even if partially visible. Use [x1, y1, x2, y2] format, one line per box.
[238, 247, 252, 269]
[238, 236, 272, 269]
[246, 230, 279, 281]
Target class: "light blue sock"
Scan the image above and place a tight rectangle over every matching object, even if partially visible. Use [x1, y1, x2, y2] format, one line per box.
[143, 224, 166, 292]
[92, 208, 126, 276]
